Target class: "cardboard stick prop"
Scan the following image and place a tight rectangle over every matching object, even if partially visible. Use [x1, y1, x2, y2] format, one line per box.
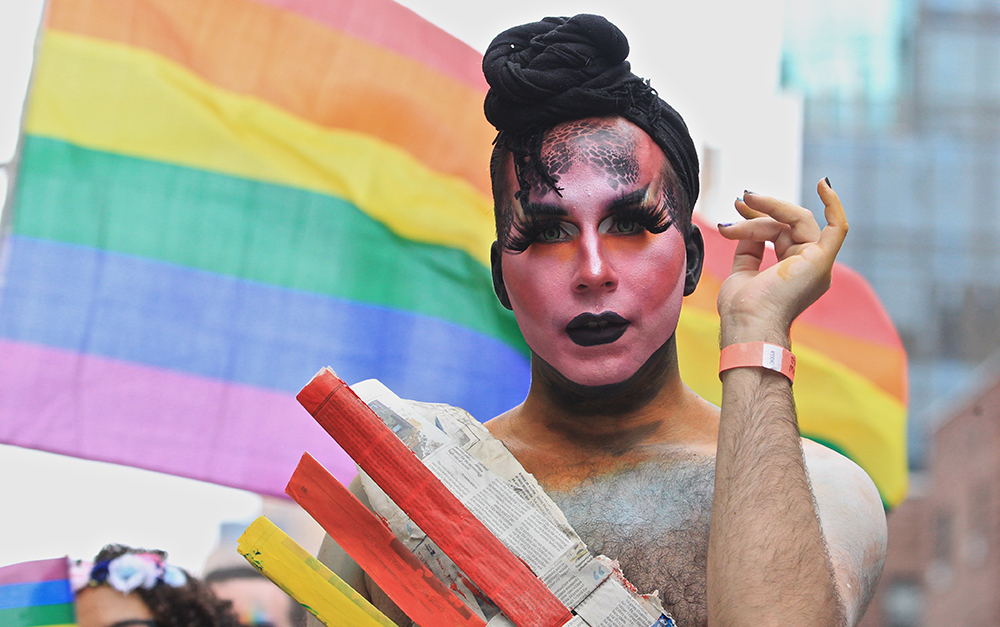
[265, 368, 674, 626]
[237, 516, 395, 627]
[296, 368, 574, 627]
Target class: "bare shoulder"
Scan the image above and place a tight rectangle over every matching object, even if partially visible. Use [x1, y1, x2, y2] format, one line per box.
[802, 439, 888, 626]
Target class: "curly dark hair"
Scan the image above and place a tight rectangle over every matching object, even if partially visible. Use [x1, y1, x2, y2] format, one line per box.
[92, 544, 240, 627]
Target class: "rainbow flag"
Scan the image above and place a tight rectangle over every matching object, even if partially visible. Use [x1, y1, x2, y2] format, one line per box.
[0, 558, 76, 627]
[0, 0, 907, 507]
[0, 0, 524, 492]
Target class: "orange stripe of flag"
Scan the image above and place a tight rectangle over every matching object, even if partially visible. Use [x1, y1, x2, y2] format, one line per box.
[791, 324, 907, 403]
[46, 0, 495, 195]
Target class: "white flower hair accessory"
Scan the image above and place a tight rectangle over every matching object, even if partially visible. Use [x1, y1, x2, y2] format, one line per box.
[161, 563, 187, 587]
[77, 552, 188, 594]
[108, 554, 160, 592]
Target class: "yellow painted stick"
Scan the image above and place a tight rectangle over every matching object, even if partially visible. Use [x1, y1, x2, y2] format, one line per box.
[237, 516, 397, 627]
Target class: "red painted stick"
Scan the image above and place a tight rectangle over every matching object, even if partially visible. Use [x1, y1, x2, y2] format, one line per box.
[286, 452, 486, 627]
[296, 369, 573, 627]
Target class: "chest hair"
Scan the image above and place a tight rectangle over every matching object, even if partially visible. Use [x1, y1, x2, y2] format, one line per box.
[547, 455, 716, 627]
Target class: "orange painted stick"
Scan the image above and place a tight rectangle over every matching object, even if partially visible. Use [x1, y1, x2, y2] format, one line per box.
[286, 453, 485, 627]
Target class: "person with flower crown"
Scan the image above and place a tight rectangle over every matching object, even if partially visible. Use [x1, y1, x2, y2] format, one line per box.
[72, 544, 240, 627]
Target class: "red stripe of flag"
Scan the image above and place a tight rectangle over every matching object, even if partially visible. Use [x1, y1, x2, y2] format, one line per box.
[0, 558, 70, 586]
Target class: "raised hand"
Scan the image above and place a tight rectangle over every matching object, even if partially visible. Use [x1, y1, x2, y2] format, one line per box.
[708, 178, 852, 627]
[715, 178, 848, 347]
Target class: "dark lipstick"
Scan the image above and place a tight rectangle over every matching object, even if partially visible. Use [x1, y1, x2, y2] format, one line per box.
[565, 312, 630, 347]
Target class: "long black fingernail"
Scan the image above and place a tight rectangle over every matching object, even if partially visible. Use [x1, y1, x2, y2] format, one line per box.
[824, 176, 832, 188]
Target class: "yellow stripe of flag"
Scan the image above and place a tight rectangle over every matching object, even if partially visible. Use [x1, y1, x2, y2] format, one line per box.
[27, 31, 496, 266]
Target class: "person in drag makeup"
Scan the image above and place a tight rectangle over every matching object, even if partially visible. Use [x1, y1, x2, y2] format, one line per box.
[315, 14, 887, 627]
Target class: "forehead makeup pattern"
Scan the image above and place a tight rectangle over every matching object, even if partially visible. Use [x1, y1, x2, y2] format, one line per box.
[494, 117, 687, 253]
[540, 119, 640, 192]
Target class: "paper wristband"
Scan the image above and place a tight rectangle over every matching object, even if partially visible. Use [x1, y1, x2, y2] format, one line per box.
[719, 342, 795, 383]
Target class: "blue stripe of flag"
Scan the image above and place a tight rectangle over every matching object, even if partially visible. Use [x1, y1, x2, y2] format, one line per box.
[0, 579, 73, 611]
[0, 236, 530, 420]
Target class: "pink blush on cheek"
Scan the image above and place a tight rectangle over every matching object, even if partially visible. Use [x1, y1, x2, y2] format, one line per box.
[501, 251, 568, 362]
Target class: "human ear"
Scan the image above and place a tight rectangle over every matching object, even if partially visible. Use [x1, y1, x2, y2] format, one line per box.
[490, 241, 513, 310]
[684, 224, 705, 296]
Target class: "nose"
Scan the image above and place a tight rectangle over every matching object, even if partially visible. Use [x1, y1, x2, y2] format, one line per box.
[574, 231, 618, 293]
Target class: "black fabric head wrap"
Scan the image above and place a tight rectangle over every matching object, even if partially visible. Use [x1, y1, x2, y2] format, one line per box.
[483, 14, 699, 211]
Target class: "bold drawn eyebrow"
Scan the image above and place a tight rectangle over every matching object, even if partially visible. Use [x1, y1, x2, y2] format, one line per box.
[519, 202, 569, 219]
[522, 187, 653, 218]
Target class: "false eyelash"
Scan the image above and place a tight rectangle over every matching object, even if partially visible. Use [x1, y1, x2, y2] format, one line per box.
[501, 203, 674, 253]
[614, 203, 673, 234]
[502, 218, 562, 253]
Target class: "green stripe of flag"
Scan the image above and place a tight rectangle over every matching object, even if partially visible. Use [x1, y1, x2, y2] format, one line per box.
[0, 601, 75, 627]
[13, 135, 526, 354]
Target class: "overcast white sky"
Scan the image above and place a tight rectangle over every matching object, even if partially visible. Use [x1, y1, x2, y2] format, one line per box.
[0, 0, 795, 572]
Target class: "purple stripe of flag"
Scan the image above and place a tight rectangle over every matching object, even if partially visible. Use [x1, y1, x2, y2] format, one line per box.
[0, 558, 68, 586]
[0, 340, 357, 497]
